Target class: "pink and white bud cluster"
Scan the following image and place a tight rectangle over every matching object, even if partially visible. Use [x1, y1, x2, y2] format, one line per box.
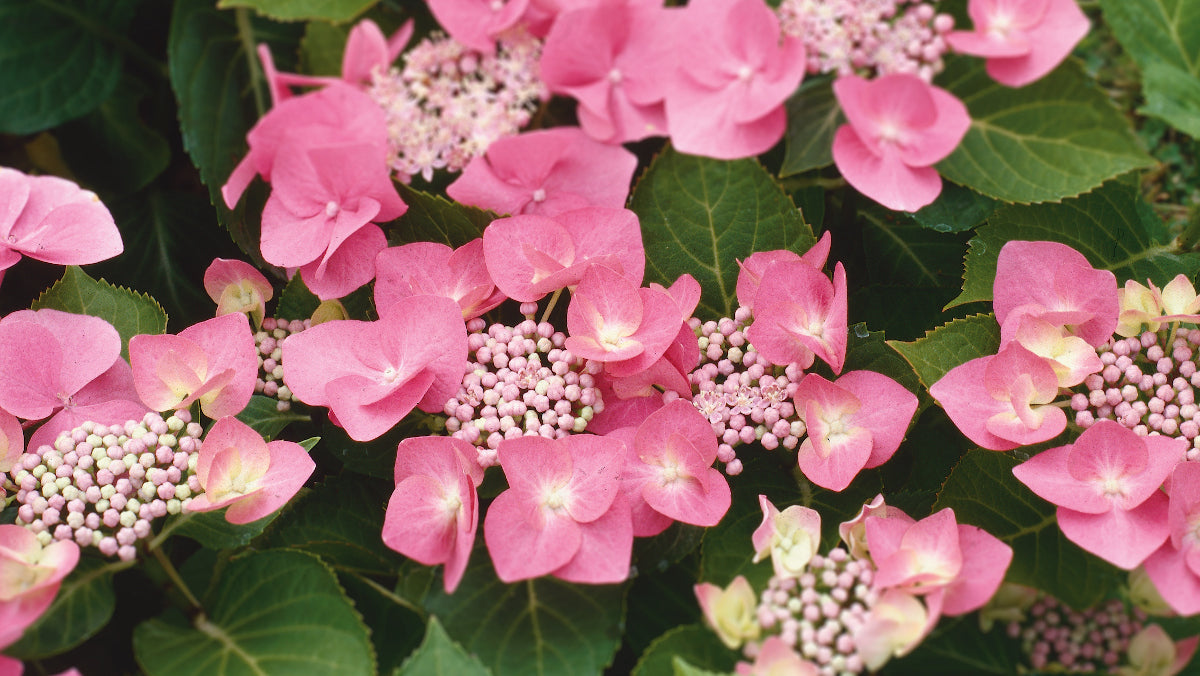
[10, 412, 203, 562]
[750, 548, 876, 675]
[253, 317, 310, 412]
[441, 317, 604, 467]
[368, 28, 546, 183]
[1070, 329, 1200, 457]
[1011, 594, 1143, 672]
[685, 308, 806, 473]
[777, 0, 955, 81]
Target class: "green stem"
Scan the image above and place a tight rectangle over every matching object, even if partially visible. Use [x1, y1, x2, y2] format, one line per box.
[152, 546, 203, 612]
[235, 8, 266, 117]
[148, 512, 193, 551]
[350, 573, 426, 619]
[540, 288, 564, 324]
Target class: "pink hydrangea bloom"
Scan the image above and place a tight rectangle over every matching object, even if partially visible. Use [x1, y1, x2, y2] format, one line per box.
[0, 310, 146, 452]
[993, 240, 1118, 347]
[694, 575, 760, 649]
[375, 239, 506, 320]
[831, 74, 970, 212]
[735, 232, 832, 312]
[946, 0, 1089, 87]
[481, 207, 645, 302]
[185, 416, 315, 524]
[752, 495, 821, 579]
[1013, 419, 1183, 569]
[203, 258, 274, 330]
[427, 0, 530, 52]
[446, 127, 638, 217]
[665, 0, 806, 159]
[383, 436, 482, 593]
[260, 140, 407, 300]
[623, 400, 731, 527]
[929, 341, 1067, 451]
[0, 524, 79, 649]
[565, 265, 682, 377]
[129, 312, 257, 419]
[839, 494, 909, 560]
[0, 169, 123, 289]
[745, 260, 848, 374]
[483, 434, 632, 584]
[539, 2, 674, 143]
[793, 371, 918, 491]
[281, 295, 467, 441]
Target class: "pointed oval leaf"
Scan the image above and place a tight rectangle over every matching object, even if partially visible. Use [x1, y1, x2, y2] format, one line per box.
[632, 625, 736, 676]
[32, 266, 168, 362]
[887, 314, 1000, 391]
[781, 76, 841, 177]
[396, 616, 491, 676]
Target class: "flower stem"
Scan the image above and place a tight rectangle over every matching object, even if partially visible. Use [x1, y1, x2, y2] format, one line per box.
[541, 288, 564, 324]
[152, 546, 203, 612]
[147, 512, 193, 551]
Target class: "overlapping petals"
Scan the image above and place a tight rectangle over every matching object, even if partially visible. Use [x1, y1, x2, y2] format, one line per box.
[746, 260, 848, 374]
[375, 239, 506, 320]
[946, 0, 1089, 87]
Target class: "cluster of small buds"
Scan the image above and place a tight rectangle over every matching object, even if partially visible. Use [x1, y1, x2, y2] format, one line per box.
[368, 28, 546, 183]
[777, 0, 954, 81]
[749, 548, 876, 675]
[1010, 595, 1144, 672]
[254, 317, 309, 412]
[442, 317, 604, 468]
[686, 307, 805, 475]
[10, 412, 204, 562]
[1071, 328, 1200, 458]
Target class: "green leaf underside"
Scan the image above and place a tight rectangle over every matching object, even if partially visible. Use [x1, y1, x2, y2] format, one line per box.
[1100, 0, 1200, 137]
[134, 549, 374, 676]
[0, 0, 135, 134]
[630, 147, 815, 320]
[949, 179, 1200, 308]
[631, 625, 736, 676]
[887, 314, 1000, 391]
[7, 557, 120, 659]
[937, 57, 1153, 204]
[218, 0, 378, 24]
[780, 76, 840, 177]
[396, 616, 491, 676]
[934, 449, 1120, 609]
[262, 475, 403, 576]
[32, 266, 168, 361]
[423, 540, 626, 676]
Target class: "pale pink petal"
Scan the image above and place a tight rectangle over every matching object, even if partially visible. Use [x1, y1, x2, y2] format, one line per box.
[832, 125, 943, 212]
[299, 223, 387, 300]
[0, 409, 21, 473]
[940, 525, 1012, 615]
[1144, 543, 1200, 616]
[179, 313, 257, 418]
[552, 492, 633, 584]
[484, 490, 581, 582]
[224, 439, 315, 524]
[983, 0, 1090, 87]
[1056, 495, 1169, 570]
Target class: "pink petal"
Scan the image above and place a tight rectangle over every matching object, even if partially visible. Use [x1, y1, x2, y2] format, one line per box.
[940, 525, 1012, 615]
[179, 313, 257, 418]
[483, 214, 576, 302]
[552, 492, 634, 584]
[484, 489, 581, 582]
[832, 124, 943, 212]
[1144, 542, 1200, 616]
[299, 223, 387, 301]
[341, 19, 391, 85]
[984, 0, 1090, 87]
[562, 434, 624, 523]
[225, 439, 315, 524]
[382, 475, 458, 565]
[993, 241, 1118, 347]
[1057, 495, 1169, 569]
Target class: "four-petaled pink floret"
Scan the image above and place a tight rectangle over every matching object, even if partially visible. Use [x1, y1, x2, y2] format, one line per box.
[203, 258, 274, 330]
[946, 0, 1089, 87]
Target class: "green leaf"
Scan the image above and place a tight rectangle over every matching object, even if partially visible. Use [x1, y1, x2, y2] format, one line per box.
[339, 573, 425, 675]
[883, 616, 1022, 675]
[423, 541, 627, 676]
[32, 266, 168, 361]
[780, 76, 840, 177]
[134, 549, 374, 676]
[673, 657, 730, 676]
[632, 522, 704, 576]
[219, 0, 378, 23]
[276, 273, 322, 320]
[262, 474, 403, 576]
[56, 75, 171, 193]
[168, 0, 303, 262]
[843, 324, 922, 402]
[236, 395, 311, 440]
[631, 625, 736, 676]
[933, 449, 1121, 609]
[910, 183, 996, 234]
[385, 184, 497, 248]
[6, 557, 123, 659]
[170, 508, 279, 549]
[300, 20, 349, 76]
[887, 314, 1000, 390]
[1099, 0, 1200, 137]
[630, 147, 815, 319]
[949, 179, 1200, 308]
[0, 0, 136, 133]
[396, 616, 492, 676]
[625, 558, 703, 658]
[937, 57, 1153, 204]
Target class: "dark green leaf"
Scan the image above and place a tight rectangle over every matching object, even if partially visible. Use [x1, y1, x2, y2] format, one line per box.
[883, 616, 1022, 675]
[1099, 0, 1200, 137]
[630, 147, 815, 319]
[887, 314, 1000, 390]
[299, 20, 349, 76]
[625, 558, 702, 658]
[236, 395, 311, 440]
[262, 474, 403, 576]
[781, 76, 840, 177]
[933, 449, 1121, 609]
[910, 183, 996, 234]
[632, 522, 704, 576]
[937, 57, 1153, 204]
[673, 658, 730, 676]
[276, 273, 322, 320]
[6, 557, 123, 659]
[631, 625, 735, 676]
[171, 508, 279, 549]
[843, 324, 922, 403]
[423, 540, 627, 676]
[385, 184, 496, 248]
[395, 616, 491, 676]
[134, 550, 375, 676]
[0, 0, 136, 133]
[218, 0, 378, 23]
[339, 574, 424, 675]
[168, 0, 303, 262]
[32, 266, 168, 361]
[949, 179, 1200, 308]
